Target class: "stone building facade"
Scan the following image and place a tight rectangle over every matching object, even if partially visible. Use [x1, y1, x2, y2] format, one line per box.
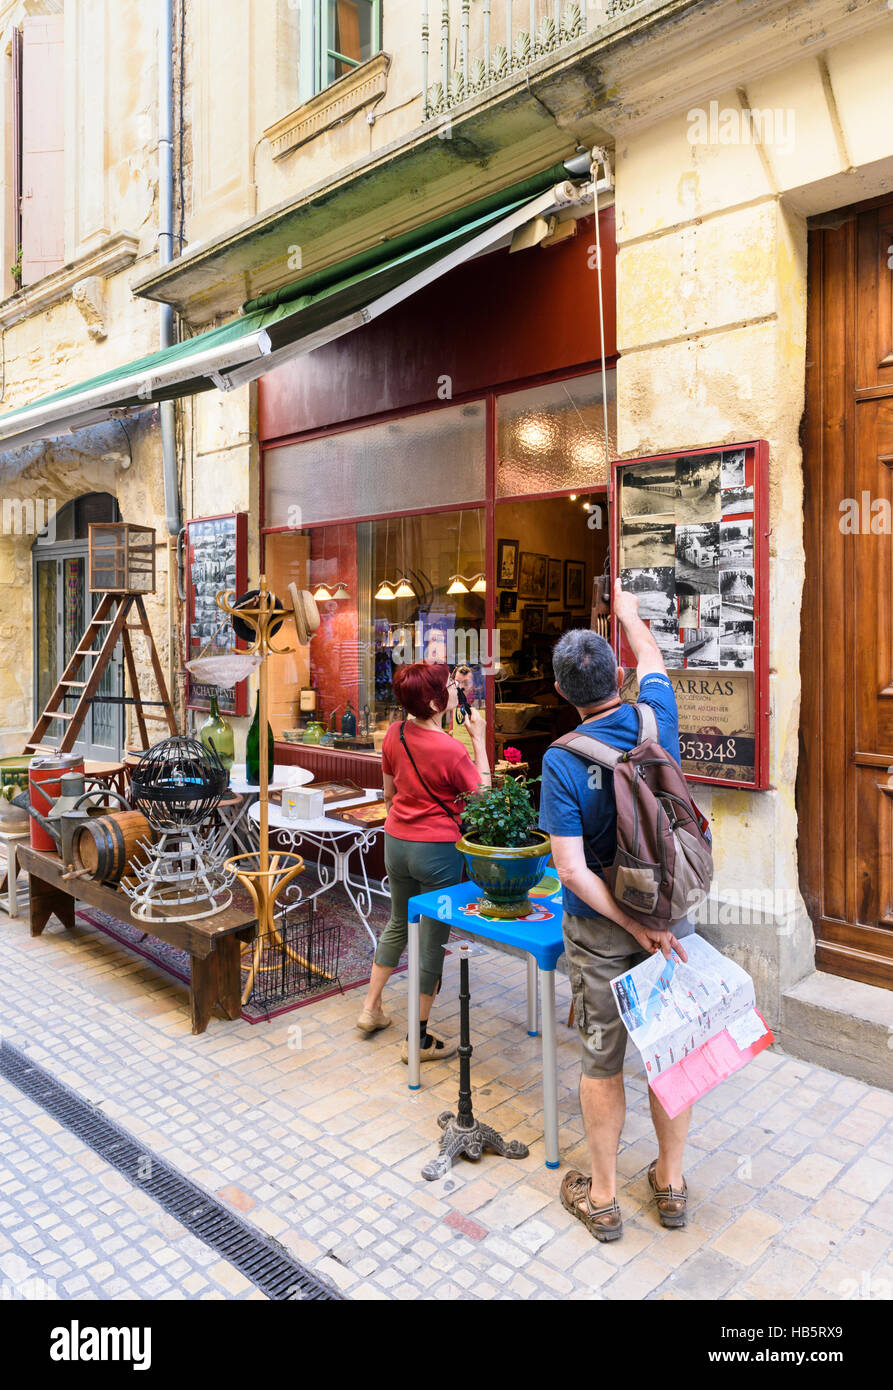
[1, 0, 892, 1082]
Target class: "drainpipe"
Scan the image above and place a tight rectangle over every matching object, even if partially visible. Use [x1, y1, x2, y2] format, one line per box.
[159, 0, 180, 536]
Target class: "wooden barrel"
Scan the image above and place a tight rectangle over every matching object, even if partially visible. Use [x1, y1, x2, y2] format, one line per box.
[75, 813, 157, 884]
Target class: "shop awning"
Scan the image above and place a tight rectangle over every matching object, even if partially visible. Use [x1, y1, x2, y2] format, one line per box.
[0, 169, 593, 453]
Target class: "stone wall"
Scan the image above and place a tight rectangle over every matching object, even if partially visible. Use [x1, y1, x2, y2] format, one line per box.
[614, 25, 893, 1018]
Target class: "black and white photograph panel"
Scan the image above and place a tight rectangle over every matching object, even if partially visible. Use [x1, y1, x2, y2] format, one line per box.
[699, 594, 721, 628]
[683, 627, 721, 667]
[720, 567, 755, 616]
[720, 618, 754, 670]
[675, 523, 720, 593]
[721, 449, 746, 491]
[722, 482, 754, 516]
[720, 519, 754, 566]
[650, 617, 684, 668]
[676, 453, 721, 524]
[620, 567, 676, 621]
[619, 460, 677, 519]
[677, 592, 700, 629]
[620, 518, 676, 570]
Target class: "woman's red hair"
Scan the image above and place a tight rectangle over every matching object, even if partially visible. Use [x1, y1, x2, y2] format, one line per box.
[393, 662, 450, 720]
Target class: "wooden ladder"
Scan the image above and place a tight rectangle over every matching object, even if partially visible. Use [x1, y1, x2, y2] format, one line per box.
[24, 592, 178, 756]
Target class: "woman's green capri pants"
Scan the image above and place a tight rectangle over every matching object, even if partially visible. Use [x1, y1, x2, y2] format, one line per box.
[374, 834, 464, 995]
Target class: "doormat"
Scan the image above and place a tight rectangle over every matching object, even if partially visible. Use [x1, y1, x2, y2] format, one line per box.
[74, 885, 399, 1024]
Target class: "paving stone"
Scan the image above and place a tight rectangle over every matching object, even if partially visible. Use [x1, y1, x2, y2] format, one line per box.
[711, 1210, 782, 1266]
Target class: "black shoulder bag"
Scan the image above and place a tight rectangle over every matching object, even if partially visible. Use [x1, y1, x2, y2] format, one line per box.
[398, 720, 465, 830]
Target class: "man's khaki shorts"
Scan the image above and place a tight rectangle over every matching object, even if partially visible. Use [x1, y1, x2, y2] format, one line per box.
[562, 910, 695, 1080]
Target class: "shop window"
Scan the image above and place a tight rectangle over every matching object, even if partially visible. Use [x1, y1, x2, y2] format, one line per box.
[264, 507, 487, 746]
[264, 400, 486, 528]
[496, 369, 617, 498]
[312, 1, 381, 93]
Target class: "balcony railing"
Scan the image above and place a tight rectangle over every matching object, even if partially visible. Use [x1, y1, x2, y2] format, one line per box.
[421, 1, 646, 119]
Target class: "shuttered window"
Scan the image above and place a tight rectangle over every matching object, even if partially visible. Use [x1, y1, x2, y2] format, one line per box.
[315, 1, 381, 92]
[19, 14, 65, 288]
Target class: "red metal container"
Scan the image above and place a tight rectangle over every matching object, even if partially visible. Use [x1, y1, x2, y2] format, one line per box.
[28, 753, 85, 851]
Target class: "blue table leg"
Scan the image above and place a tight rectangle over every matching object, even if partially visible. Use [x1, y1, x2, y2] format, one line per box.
[540, 966, 560, 1169]
[527, 954, 538, 1037]
[408, 918, 421, 1090]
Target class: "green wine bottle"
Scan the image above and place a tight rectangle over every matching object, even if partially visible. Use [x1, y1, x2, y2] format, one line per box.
[200, 694, 235, 774]
[245, 690, 274, 786]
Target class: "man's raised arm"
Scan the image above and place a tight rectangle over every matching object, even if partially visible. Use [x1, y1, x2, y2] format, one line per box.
[612, 578, 666, 681]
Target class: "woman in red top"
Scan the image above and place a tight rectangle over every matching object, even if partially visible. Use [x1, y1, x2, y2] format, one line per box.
[356, 662, 491, 1061]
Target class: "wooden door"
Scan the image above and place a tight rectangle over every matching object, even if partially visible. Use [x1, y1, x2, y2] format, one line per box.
[800, 196, 893, 989]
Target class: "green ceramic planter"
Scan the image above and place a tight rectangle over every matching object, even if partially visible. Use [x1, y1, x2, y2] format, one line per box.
[456, 831, 552, 919]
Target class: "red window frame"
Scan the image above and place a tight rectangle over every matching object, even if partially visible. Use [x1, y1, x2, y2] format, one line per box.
[610, 440, 770, 790]
[260, 359, 618, 765]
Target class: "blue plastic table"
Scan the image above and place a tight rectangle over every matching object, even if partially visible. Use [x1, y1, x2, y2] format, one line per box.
[406, 878, 566, 1169]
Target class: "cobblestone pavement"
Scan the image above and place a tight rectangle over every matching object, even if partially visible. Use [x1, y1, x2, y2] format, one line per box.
[0, 905, 891, 1301]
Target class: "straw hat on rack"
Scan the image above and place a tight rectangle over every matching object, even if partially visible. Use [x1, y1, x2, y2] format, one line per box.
[289, 583, 321, 646]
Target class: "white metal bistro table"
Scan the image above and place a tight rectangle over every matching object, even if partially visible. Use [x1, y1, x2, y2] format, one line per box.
[213, 763, 314, 858]
[248, 790, 388, 948]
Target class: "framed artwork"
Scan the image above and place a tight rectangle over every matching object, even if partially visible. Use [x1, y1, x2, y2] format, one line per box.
[499, 589, 517, 616]
[564, 559, 586, 608]
[519, 551, 549, 599]
[544, 611, 569, 636]
[612, 439, 769, 789]
[523, 604, 546, 633]
[547, 559, 563, 603]
[186, 512, 248, 715]
[497, 623, 523, 658]
[497, 538, 519, 589]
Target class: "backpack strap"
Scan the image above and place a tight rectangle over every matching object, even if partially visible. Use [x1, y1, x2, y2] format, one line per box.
[635, 701, 659, 745]
[550, 730, 624, 769]
[550, 701, 660, 768]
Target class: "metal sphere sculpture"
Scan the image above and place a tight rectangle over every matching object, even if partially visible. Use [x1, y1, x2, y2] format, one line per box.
[130, 736, 228, 830]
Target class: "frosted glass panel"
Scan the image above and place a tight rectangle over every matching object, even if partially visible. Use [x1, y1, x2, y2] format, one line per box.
[497, 370, 617, 498]
[265, 401, 486, 526]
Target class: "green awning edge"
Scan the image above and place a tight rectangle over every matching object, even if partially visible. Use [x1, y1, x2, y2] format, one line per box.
[0, 161, 574, 433]
[241, 161, 572, 314]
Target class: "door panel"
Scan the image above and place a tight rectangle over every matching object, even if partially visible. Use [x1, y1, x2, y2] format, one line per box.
[32, 547, 122, 761]
[799, 196, 893, 990]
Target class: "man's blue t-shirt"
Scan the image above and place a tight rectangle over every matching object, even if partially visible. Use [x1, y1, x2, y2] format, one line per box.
[538, 673, 681, 919]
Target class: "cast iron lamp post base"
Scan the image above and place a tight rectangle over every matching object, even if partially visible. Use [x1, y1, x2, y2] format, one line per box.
[421, 943, 529, 1181]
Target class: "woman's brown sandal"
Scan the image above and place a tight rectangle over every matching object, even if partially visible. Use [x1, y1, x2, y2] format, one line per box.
[559, 1170, 623, 1243]
[647, 1159, 688, 1228]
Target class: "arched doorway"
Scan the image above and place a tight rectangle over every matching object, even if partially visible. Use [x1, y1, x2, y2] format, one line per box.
[32, 493, 124, 760]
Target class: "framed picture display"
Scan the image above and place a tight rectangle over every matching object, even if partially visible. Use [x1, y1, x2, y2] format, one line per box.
[497, 622, 523, 658]
[186, 512, 249, 715]
[519, 551, 548, 599]
[545, 610, 569, 636]
[547, 559, 563, 603]
[564, 559, 586, 608]
[612, 440, 769, 789]
[497, 538, 519, 589]
[522, 604, 546, 633]
[499, 589, 517, 616]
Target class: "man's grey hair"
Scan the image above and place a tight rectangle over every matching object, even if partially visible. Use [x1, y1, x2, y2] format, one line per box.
[552, 629, 618, 707]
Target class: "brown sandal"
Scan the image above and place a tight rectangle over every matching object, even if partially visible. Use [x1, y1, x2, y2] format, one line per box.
[647, 1159, 688, 1228]
[560, 1170, 623, 1243]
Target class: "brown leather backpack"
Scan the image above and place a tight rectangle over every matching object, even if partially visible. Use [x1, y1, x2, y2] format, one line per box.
[550, 702, 713, 928]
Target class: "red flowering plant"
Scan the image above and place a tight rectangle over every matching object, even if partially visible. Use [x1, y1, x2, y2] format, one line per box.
[503, 746, 522, 765]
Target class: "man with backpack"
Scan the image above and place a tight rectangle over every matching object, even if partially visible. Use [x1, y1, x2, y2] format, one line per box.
[540, 580, 704, 1243]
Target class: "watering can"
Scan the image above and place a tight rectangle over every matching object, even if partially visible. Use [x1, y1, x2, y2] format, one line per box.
[13, 776, 132, 867]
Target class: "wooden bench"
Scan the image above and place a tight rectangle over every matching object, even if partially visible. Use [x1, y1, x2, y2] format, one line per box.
[16, 844, 257, 1034]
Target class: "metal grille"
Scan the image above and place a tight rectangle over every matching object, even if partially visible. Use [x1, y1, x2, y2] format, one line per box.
[0, 1041, 343, 1302]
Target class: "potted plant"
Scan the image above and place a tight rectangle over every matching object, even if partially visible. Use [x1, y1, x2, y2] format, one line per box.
[457, 775, 551, 919]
